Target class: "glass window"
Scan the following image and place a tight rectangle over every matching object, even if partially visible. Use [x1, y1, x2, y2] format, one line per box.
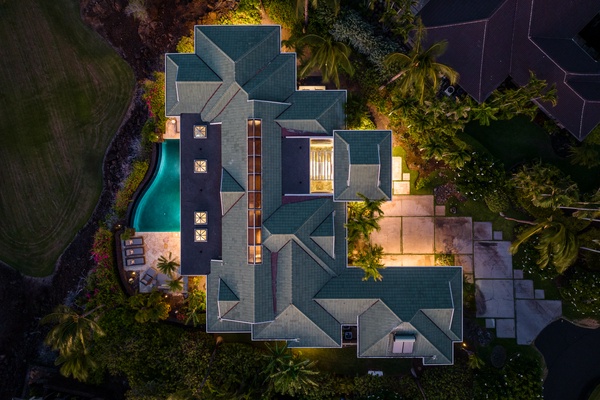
[248, 192, 261, 209]
[255, 245, 262, 263]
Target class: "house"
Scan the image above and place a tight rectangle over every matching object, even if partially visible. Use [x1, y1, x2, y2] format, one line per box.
[165, 25, 462, 364]
[418, 0, 600, 141]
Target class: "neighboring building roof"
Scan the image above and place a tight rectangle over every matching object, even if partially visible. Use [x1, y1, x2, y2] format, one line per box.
[419, 0, 600, 140]
[167, 25, 462, 363]
[334, 130, 392, 202]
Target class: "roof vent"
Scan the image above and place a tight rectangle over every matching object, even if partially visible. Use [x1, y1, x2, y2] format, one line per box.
[444, 86, 455, 96]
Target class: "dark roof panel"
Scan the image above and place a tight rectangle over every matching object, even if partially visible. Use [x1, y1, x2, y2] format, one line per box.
[420, 0, 505, 26]
[180, 114, 222, 275]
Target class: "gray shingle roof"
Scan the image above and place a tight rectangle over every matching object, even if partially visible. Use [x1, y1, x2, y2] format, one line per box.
[334, 130, 392, 201]
[169, 25, 462, 363]
[276, 90, 346, 134]
[419, 0, 600, 140]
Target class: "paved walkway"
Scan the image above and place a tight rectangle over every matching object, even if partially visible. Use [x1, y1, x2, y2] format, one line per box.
[370, 157, 562, 345]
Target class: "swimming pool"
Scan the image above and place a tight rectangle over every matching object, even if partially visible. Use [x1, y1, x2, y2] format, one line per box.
[132, 140, 180, 232]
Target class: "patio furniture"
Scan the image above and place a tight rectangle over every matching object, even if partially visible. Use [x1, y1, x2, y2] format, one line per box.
[124, 237, 144, 247]
[126, 257, 145, 266]
[140, 268, 158, 286]
[125, 247, 144, 257]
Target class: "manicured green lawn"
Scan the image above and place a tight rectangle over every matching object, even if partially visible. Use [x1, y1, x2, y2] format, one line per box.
[0, 0, 134, 276]
[463, 116, 600, 193]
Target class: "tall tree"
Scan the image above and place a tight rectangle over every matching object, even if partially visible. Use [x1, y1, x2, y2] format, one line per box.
[157, 252, 180, 277]
[355, 243, 385, 282]
[511, 162, 579, 210]
[184, 289, 206, 327]
[42, 304, 104, 356]
[381, 19, 458, 104]
[510, 219, 579, 274]
[41, 304, 105, 381]
[262, 342, 319, 397]
[296, 33, 354, 88]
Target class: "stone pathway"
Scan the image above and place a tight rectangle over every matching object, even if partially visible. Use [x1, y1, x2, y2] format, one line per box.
[370, 156, 562, 345]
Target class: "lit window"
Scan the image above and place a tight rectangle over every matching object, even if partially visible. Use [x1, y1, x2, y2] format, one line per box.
[195, 229, 208, 242]
[194, 160, 207, 173]
[194, 125, 207, 139]
[194, 211, 207, 225]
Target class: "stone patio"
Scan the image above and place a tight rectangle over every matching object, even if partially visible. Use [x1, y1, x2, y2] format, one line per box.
[370, 160, 562, 345]
[122, 232, 183, 293]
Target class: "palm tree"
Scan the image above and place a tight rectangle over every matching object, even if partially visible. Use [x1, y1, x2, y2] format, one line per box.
[355, 243, 385, 282]
[468, 353, 485, 370]
[262, 343, 319, 397]
[54, 347, 97, 381]
[41, 304, 105, 355]
[444, 148, 472, 169]
[381, 19, 458, 104]
[157, 252, 180, 277]
[41, 304, 105, 381]
[184, 289, 206, 327]
[263, 342, 293, 378]
[511, 161, 579, 210]
[510, 219, 579, 274]
[167, 276, 184, 292]
[471, 103, 500, 126]
[296, 34, 354, 89]
[128, 290, 171, 323]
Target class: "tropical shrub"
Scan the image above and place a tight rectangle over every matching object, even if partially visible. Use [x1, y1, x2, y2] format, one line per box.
[142, 72, 166, 130]
[86, 228, 125, 309]
[128, 290, 171, 323]
[486, 71, 557, 121]
[114, 160, 149, 218]
[484, 189, 510, 213]
[176, 31, 194, 53]
[263, 0, 298, 29]
[218, 0, 261, 25]
[420, 360, 474, 399]
[331, 10, 401, 74]
[560, 268, 600, 315]
[473, 353, 543, 399]
[346, 93, 376, 130]
[454, 153, 507, 201]
[183, 289, 206, 327]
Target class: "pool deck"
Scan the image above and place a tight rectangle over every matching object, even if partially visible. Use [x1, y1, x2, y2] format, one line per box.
[122, 232, 183, 292]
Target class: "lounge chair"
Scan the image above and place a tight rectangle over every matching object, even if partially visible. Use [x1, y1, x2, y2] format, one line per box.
[124, 237, 144, 247]
[140, 268, 158, 286]
[125, 247, 144, 257]
[126, 257, 145, 266]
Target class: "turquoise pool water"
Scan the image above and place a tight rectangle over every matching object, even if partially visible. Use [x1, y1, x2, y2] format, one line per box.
[132, 140, 180, 232]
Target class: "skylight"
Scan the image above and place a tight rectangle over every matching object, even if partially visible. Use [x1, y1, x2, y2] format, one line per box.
[194, 160, 207, 173]
[195, 211, 207, 225]
[194, 125, 207, 139]
[194, 229, 208, 242]
[392, 334, 416, 354]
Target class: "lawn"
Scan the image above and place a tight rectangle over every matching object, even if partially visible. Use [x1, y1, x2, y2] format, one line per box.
[463, 116, 600, 193]
[0, 0, 134, 276]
